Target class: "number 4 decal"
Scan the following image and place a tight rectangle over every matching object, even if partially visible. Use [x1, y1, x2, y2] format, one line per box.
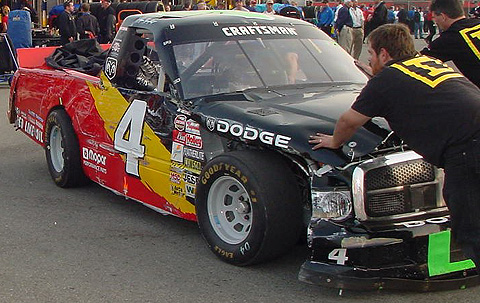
[328, 248, 348, 265]
[114, 99, 147, 177]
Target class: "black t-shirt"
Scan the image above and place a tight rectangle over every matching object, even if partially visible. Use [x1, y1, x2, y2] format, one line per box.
[421, 18, 480, 89]
[351, 55, 480, 167]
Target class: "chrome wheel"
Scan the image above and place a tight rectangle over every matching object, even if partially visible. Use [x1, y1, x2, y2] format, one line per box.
[207, 176, 252, 245]
[49, 125, 64, 173]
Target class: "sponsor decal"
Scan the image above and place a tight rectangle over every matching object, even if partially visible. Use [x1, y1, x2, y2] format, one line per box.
[185, 183, 196, 198]
[210, 118, 291, 149]
[185, 119, 200, 135]
[17, 116, 44, 143]
[170, 171, 182, 184]
[171, 142, 184, 163]
[185, 133, 203, 149]
[184, 147, 205, 162]
[111, 41, 121, 53]
[105, 57, 117, 80]
[83, 160, 107, 174]
[174, 115, 187, 131]
[171, 161, 186, 172]
[206, 117, 215, 132]
[82, 147, 107, 166]
[173, 130, 186, 144]
[170, 184, 185, 197]
[184, 158, 202, 174]
[184, 172, 199, 185]
[221, 26, 298, 37]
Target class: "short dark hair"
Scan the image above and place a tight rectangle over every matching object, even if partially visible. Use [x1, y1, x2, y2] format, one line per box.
[430, 0, 464, 18]
[368, 24, 417, 60]
[63, 1, 73, 9]
[81, 3, 90, 11]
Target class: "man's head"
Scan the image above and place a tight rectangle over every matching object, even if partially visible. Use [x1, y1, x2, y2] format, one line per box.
[101, 0, 112, 9]
[81, 3, 90, 12]
[430, 0, 465, 31]
[344, 0, 352, 7]
[266, 0, 274, 8]
[197, 1, 206, 10]
[367, 24, 417, 75]
[249, 0, 257, 6]
[235, 0, 245, 7]
[64, 1, 74, 12]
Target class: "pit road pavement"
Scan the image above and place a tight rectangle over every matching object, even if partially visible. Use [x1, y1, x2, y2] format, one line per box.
[0, 39, 477, 302]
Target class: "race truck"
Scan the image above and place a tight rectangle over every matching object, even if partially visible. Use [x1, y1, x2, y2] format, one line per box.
[7, 11, 479, 291]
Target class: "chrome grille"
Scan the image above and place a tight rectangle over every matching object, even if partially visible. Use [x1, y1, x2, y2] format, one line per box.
[352, 151, 444, 221]
[365, 160, 435, 190]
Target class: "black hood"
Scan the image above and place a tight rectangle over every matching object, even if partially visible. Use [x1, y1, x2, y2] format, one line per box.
[194, 84, 389, 166]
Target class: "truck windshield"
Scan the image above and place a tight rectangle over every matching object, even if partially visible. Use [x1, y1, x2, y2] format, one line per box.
[173, 38, 367, 99]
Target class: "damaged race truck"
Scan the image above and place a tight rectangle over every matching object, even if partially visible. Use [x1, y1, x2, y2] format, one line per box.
[7, 11, 479, 291]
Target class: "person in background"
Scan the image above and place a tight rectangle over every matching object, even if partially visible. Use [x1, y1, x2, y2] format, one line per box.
[264, 0, 275, 15]
[421, 0, 480, 88]
[57, 1, 76, 45]
[1, 5, 9, 33]
[387, 6, 394, 23]
[232, 0, 249, 12]
[246, 0, 257, 12]
[335, 0, 353, 51]
[196, 1, 207, 10]
[309, 24, 480, 272]
[424, 9, 436, 44]
[98, 0, 116, 43]
[216, 1, 226, 10]
[349, 0, 364, 59]
[317, 0, 334, 36]
[76, 3, 99, 40]
[397, 4, 408, 26]
[368, 0, 387, 33]
[413, 7, 424, 38]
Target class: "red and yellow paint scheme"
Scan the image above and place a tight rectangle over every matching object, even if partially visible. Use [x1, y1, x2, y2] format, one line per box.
[9, 47, 196, 222]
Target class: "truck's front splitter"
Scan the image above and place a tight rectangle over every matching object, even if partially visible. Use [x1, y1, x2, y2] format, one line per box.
[299, 260, 479, 291]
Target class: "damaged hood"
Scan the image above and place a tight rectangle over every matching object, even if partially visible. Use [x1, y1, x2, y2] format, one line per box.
[194, 83, 389, 166]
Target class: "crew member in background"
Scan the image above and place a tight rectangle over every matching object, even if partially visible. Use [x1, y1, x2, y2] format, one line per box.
[368, 0, 387, 33]
[57, 1, 76, 45]
[309, 23, 480, 272]
[349, 0, 364, 59]
[317, 0, 334, 36]
[421, 0, 480, 88]
[335, 0, 353, 52]
[263, 0, 275, 15]
[76, 3, 99, 40]
[98, 0, 116, 44]
[1, 5, 9, 33]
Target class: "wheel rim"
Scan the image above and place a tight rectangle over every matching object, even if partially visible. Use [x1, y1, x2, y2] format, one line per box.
[207, 176, 253, 245]
[49, 125, 64, 173]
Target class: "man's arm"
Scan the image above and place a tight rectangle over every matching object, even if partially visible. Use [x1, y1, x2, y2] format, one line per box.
[309, 108, 371, 150]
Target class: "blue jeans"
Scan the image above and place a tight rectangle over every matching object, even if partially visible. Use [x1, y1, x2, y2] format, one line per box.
[414, 21, 424, 38]
[443, 139, 480, 269]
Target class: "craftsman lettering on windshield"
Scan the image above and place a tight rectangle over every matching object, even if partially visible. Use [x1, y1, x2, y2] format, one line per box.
[459, 23, 480, 60]
[222, 26, 298, 37]
[391, 56, 463, 88]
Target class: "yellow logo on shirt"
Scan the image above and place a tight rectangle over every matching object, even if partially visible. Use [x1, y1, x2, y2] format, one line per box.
[460, 23, 480, 61]
[391, 56, 463, 88]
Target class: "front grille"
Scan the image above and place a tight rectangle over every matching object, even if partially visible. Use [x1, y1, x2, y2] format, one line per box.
[365, 160, 435, 190]
[367, 192, 405, 216]
[353, 152, 443, 220]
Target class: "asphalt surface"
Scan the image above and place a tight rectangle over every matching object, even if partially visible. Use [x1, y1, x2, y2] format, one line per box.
[0, 39, 478, 302]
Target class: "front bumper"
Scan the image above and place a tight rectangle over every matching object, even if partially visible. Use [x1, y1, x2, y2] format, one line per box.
[299, 218, 479, 291]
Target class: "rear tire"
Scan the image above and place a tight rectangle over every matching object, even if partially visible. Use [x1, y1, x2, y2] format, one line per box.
[45, 109, 88, 188]
[196, 150, 303, 266]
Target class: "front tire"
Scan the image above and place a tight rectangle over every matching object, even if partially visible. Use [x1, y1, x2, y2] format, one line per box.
[196, 151, 303, 266]
[45, 109, 87, 188]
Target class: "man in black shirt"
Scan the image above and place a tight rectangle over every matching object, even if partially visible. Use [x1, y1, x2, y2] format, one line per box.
[76, 3, 99, 40]
[309, 24, 480, 271]
[368, 0, 387, 32]
[98, 0, 116, 44]
[56, 1, 76, 45]
[421, 0, 480, 88]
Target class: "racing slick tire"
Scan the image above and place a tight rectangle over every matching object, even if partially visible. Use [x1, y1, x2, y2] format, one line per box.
[45, 109, 88, 188]
[196, 150, 303, 266]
